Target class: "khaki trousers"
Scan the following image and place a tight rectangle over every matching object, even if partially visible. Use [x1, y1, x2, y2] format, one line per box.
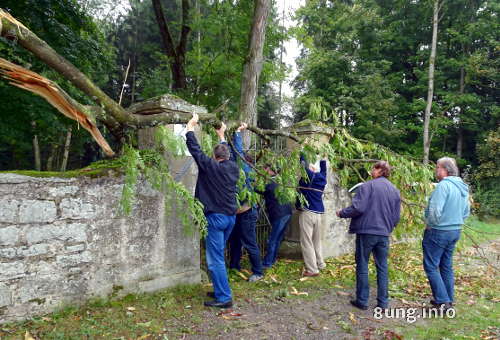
[299, 210, 325, 274]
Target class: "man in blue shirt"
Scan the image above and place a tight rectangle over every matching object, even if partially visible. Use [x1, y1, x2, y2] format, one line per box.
[185, 114, 239, 308]
[423, 157, 469, 309]
[228, 123, 264, 282]
[337, 161, 401, 310]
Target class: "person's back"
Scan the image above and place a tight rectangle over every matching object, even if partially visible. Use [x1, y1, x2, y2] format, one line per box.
[346, 177, 401, 236]
[186, 133, 239, 216]
[337, 161, 401, 310]
[184, 115, 239, 308]
[425, 176, 469, 230]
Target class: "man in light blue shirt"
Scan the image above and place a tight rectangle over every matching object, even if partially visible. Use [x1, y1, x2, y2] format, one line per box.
[423, 157, 470, 309]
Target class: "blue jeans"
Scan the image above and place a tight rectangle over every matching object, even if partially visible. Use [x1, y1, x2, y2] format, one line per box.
[229, 208, 263, 276]
[205, 213, 236, 303]
[263, 214, 291, 268]
[422, 228, 461, 304]
[355, 234, 389, 308]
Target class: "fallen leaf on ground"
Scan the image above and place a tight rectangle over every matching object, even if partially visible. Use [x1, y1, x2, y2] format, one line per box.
[383, 329, 403, 340]
[25, 331, 35, 340]
[290, 286, 309, 296]
[241, 269, 252, 275]
[306, 322, 321, 330]
[137, 334, 152, 340]
[237, 272, 248, 280]
[337, 291, 350, 296]
[137, 321, 152, 328]
[349, 312, 358, 324]
[127, 307, 136, 311]
[332, 284, 344, 289]
[299, 277, 309, 282]
[269, 275, 279, 283]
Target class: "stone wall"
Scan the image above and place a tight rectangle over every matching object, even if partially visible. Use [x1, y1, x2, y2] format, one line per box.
[0, 172, 200, 324]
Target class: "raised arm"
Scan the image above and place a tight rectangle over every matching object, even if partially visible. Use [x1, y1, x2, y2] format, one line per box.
[338, 183, 371, 218]
[185, 114, 213, 170]
[230, 123, 247, 162]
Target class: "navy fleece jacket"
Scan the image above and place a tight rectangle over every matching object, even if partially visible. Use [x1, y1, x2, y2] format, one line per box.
[185, 131, 239, 216]
[296, 157, 327, 213]
[339, 177, 401, 236]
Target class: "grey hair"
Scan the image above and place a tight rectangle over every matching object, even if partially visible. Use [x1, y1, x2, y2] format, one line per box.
[213, 144, 230, 160]
[437, 157, 459, 176]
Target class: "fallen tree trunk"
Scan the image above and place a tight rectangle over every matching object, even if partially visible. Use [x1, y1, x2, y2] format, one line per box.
[0, 8, 303, 156]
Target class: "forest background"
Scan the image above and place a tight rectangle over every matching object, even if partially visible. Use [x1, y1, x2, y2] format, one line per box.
[0, 0, 498, 219]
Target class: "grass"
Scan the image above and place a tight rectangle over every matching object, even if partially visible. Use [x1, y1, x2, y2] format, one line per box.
[0, 218, 498, 339]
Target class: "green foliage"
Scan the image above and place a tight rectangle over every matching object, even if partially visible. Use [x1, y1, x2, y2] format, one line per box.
[472, 127, 500, 218]
[119, 129, 207, 237]
[293, 0, 499, 164]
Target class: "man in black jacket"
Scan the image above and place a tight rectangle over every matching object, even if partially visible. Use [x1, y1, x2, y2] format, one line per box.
[337, 161, 401, 310]
[185, 114, 239, 308]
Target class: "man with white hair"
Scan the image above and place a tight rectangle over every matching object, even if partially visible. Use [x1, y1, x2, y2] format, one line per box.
[423, 157, 470, 309]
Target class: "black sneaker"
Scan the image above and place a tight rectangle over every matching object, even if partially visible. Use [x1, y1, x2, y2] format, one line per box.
[204, 300, 233, 308]
[350, 300, 368, 311]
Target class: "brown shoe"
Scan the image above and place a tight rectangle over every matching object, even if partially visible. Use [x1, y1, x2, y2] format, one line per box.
[303, 271, 319, 277]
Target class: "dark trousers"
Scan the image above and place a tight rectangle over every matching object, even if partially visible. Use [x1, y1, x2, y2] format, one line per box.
[355, 234, 389, 308]
[228, 208, 263, 276]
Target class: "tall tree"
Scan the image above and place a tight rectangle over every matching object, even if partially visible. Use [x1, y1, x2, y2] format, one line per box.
[151, 0, 191, 91]
[239, 0, 271, 146]
[423, 0, 441, 165]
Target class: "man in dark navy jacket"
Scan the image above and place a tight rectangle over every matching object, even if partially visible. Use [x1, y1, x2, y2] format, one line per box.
[257, 166, 293, 269]
[297, 155, 328, 276]
[337, 161, 401, 310]
[185, 113, 239, 308]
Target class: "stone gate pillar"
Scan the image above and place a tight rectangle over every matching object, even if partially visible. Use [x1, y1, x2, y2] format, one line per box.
[280, 120, 355, 259]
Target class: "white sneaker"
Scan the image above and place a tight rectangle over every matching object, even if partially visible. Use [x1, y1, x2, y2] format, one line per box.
[248, 274, 263, 282]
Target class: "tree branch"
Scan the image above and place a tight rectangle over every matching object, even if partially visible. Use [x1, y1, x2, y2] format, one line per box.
[0, 9, 125, 132]
[0, 58, 115, 156]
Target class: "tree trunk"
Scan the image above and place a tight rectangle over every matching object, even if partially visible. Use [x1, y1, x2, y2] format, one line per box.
[423, 0, 440, 165]
[60, 126, 72, 172]
[31, 121, 41, 171]
[239, 0, 271, 147]
[456, 66, 465, 159]
[151, 0, 190, 91]
[46, 143, 58, 171]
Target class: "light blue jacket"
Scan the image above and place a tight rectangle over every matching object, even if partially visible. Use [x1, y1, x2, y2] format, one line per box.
[425, 176, 470, 230]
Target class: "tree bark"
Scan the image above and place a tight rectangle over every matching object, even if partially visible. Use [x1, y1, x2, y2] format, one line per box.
[60, 126, 72, 171]
[456, 66, 465, 159]
[151, 0, 190, 91]
[239, 0, 271, 147]
[46, 142, 58, 171]
[31, 121, 41, 171]
[0, 10, 124, 134]
[423, 0, 440, 165]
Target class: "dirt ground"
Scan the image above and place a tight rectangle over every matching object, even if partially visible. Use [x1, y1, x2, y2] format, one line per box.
[164, 239, 500, 340]
[169, 287, 423, 340]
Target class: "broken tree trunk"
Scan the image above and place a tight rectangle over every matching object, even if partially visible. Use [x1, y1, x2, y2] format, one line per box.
[0, 8, 302, 155]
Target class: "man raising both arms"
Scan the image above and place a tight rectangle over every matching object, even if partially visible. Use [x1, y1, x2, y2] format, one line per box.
[185, 114, 240, 308]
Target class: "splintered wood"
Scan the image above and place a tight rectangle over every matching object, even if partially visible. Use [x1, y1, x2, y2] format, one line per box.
[0, 58, 115, 156]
